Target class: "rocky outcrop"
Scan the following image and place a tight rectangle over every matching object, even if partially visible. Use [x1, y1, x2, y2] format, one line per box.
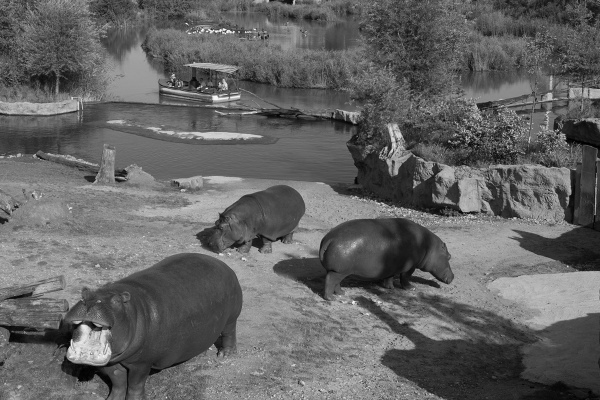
[347, 124, 573, 222]
[557, 118, 600, 148]
[0, 99, 82, 116]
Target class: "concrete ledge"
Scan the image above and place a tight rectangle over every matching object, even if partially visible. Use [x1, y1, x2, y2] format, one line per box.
[0, 99, 82, 116]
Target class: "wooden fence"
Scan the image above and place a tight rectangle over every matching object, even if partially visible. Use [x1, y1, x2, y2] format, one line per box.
[573, 145, 600, 229]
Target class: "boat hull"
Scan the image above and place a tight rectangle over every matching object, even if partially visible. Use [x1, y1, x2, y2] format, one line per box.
[158, 79, 241, 103]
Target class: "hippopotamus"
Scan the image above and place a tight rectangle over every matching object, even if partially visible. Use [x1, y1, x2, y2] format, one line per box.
[208, 185, 305, 254]
[319, 218, 454, 301]
[63, 253, 243, 400]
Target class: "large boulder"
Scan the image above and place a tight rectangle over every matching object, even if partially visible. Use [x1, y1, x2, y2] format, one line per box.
[556, 118, 600, 148]
[347, 124, 573, 222]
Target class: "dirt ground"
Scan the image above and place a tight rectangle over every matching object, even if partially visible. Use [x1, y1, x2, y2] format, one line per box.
[0, 156, 599, 400]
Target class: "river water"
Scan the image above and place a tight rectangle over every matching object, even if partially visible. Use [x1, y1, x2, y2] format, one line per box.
[0, 14, 567, 184]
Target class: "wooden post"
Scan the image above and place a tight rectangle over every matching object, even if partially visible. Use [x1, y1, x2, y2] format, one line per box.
[95, 144, 116, 184]
[574, 163, 582, 224]
[578, 145, 597, 228]
[596, 160, 600, 231]
[0, 275, 65, 301]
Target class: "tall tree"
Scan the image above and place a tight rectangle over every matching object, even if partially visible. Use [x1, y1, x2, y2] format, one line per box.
[360, 0, 470, 100]
[18, 0, 104, 95]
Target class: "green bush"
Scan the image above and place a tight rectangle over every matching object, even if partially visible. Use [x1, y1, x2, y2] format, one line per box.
[448, 106, 527, 165]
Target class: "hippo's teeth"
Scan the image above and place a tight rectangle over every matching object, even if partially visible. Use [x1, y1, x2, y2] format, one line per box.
[71, 320, 82, 325]
[93, 322, 103, 328]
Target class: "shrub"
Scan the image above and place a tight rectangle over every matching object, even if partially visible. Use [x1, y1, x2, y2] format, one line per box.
[448, 106, 527, 166]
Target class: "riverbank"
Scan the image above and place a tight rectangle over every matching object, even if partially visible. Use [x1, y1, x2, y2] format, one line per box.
[0, 157, 598, 399]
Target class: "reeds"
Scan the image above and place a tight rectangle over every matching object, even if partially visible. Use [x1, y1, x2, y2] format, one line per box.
[143, 28, 364, 89]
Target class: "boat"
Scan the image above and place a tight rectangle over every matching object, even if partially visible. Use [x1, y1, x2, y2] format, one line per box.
[158, 63, 241, 103]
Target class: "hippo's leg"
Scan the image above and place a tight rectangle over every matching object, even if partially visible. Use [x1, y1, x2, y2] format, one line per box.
[124, 363, 152, 400]
[237, 241, 252, 253]
[100, 363, 127, 400]
[259, 237, 272, 254]
[215, 320, 238, 357]
[400, 267, 416, 290]
[281, 231, 294, 244]
[324, 271, 348, 301]
[382, 276, 395, 289]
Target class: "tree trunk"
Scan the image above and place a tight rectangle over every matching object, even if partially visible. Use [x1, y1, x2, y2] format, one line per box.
[55, 72, 60, 96]
[95, 144, 116, 184]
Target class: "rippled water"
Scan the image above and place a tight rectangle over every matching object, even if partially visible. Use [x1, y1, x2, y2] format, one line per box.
[0, 102, 357, 184]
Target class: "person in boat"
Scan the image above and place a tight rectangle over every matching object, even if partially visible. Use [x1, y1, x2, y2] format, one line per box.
[189, 76, 199, 90]
[218, 78, 228, 92]
[169, 73, 177, 87]
[196, 78, 207, 92]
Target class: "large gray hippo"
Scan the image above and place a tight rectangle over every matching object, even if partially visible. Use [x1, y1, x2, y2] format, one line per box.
[208, 185, 305, 254]
[63, 253, 243, 400]
[319, 218, 454, 300]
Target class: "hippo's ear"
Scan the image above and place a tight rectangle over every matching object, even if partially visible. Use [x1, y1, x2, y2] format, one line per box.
[81, 287, 91, 300]
[120, 292, 130, 303]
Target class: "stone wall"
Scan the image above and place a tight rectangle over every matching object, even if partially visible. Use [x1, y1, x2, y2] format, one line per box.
[347, 124, 574, 222]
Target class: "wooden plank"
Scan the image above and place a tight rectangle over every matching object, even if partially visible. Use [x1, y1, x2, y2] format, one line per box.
[596, 160, 600, 231]
[0, 276, 66, 301]
[35, 150, 127, 178]
[0, 298, 69, 313]
[0, 298, 68, 330]
[578, 145, 598, 227]
[0, 312, 63, 330]
[574, 163, 582, 224]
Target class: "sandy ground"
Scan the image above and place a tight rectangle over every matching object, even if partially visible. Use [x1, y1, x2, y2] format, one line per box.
[0, 156, 599, 400]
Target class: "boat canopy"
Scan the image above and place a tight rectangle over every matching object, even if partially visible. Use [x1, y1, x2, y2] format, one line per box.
[183, 63, 239, 74]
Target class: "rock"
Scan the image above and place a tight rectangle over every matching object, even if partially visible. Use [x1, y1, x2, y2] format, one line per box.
[171, 176, 203, 190]
[333, 109, 361, 125]
[0, 189, 22, 216]
[123, 165, 156, 186]
[558, 118, 600, 147]
[347, 136, 573, 221]
[9, 198, 72, 226]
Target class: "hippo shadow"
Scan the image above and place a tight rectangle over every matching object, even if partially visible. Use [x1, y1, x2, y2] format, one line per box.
[273, 258, 440, 298]
[512, 228, 600, 271]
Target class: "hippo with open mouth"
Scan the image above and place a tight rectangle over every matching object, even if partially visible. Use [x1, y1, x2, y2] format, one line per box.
[208, 185, 305, 254]
[63, 253, 243, 400]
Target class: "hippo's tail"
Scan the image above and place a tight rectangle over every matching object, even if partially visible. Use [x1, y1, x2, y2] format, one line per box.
[318, 236, 334, 268]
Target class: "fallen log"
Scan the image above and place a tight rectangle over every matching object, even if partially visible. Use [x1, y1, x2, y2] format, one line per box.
[35, 150, 127, 180]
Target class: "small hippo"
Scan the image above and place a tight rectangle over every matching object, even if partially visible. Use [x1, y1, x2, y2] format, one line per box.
[63, 253, 243, 400]
[208, 185, 305, 254]
[319, 218, 454, 300]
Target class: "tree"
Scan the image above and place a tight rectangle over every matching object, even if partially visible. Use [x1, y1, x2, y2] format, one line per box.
[18, 0, 105, 95]
[360, 0, 470, 100]
[556, 4, 600, 112]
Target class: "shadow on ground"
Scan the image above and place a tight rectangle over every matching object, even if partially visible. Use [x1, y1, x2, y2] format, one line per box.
[512, 228, 600, 270]
[355, 294, 534, 399]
